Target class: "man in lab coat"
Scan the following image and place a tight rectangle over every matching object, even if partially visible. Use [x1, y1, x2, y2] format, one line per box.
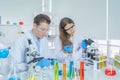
[9, 14, 51, 73]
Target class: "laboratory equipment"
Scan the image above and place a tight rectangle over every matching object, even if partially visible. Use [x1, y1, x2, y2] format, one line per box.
[93, 55, 107, 70]
[26, 39, 38, 64]
[54, 61, 58, 80]
[26, 39, 41, 80]
[85, 39, 99, 59]
[104, 0, 116, 76]
[47, 23, 57, 68]
[78, 38, 99, 59]
[69, 61, 73, 77]
[69, 61, 74, 80]
[63, 45, 76, 80]
[26, 39, 44, 65]
[8, 61, 21, 80]
[62, 63, 66, 80]
[18, 21, 24, 26]
[26, 38, 52, 80]
[80, 61, 84, 80]
[77, 38, 99, 60]
[114, 55, 120, 68]
[105, 68, 116, 76]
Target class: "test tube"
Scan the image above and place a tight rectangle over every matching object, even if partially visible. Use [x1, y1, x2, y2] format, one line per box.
[28, 77, 36, 80]
[80, 61, 84, 80]
[54, 61, 58, 80]
[69, 61, 73, 77]
[62, 63, 66, 80]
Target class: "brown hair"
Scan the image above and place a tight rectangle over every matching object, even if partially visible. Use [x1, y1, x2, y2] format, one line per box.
[34, 14, 51, 25]
[59, 17, 74, 50]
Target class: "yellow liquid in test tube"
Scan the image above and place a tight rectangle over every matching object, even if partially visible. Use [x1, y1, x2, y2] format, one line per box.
[28, 77, 36, 80]
[62, 64, 66, 80]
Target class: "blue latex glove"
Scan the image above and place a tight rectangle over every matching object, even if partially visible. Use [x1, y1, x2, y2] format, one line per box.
[35, 58, 51, 68]
[64, 45, 73, 53]
[0, 49, 9, 58]
[81, 40, 87, 49]
[9, 77, 21, 80]
[50, 59, 57, 65]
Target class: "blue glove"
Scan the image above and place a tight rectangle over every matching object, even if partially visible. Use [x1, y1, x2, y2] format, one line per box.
[0, 49, 9, 58]
[35, 58, 51, 68]
[9, 77, 21, 80]
[50, 59, 57, 65]
[81, 40, 87, 49]
[64, 45, 73, 53]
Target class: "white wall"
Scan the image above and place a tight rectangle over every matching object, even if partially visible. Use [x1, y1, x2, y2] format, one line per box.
[109, 0, 120, 40]
[52, 0, 106, 39]
[0, 0, 42, 26]
[0, 0, 119, 40]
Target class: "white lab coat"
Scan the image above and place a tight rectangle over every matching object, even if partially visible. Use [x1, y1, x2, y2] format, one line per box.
[0, 30, 50, 74]
[54, 31, 84, 64]
[0, 57, 12, 76]
[0, 44, 11, 75]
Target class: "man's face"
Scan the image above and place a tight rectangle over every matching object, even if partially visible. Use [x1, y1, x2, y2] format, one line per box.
[34, 22, 50, 39]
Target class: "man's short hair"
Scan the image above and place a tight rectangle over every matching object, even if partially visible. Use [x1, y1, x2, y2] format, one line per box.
[34, 14, 51, 25]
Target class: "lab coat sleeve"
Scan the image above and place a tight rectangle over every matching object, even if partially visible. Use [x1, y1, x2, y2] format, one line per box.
[0, 34, 28, 75]
[54, 34, 85, 63]
[54, 37, 66, 62]
[10, 34, 28, 73]
[0, 56, 12, 75]
[72, 34, 84, 63]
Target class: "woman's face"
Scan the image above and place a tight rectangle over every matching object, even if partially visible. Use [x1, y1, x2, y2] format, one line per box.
[64, 23, 75, 37]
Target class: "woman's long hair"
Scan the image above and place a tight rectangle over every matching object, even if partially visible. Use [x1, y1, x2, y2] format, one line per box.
[59, 17, 74, 50]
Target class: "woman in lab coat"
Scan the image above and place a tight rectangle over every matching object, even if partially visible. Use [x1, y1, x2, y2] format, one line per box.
[55, 17, 83, 64]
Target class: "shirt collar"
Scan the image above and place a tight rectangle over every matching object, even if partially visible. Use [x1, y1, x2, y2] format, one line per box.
[29, 30, 40, 42]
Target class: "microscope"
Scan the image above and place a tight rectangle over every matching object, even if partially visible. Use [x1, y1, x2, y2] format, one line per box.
[81, 39, 99, 60]
[26, 39, 44, 73]
[86, 39, 99, 59]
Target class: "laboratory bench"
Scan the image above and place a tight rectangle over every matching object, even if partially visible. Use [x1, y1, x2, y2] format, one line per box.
[0, 64, 120, 80]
